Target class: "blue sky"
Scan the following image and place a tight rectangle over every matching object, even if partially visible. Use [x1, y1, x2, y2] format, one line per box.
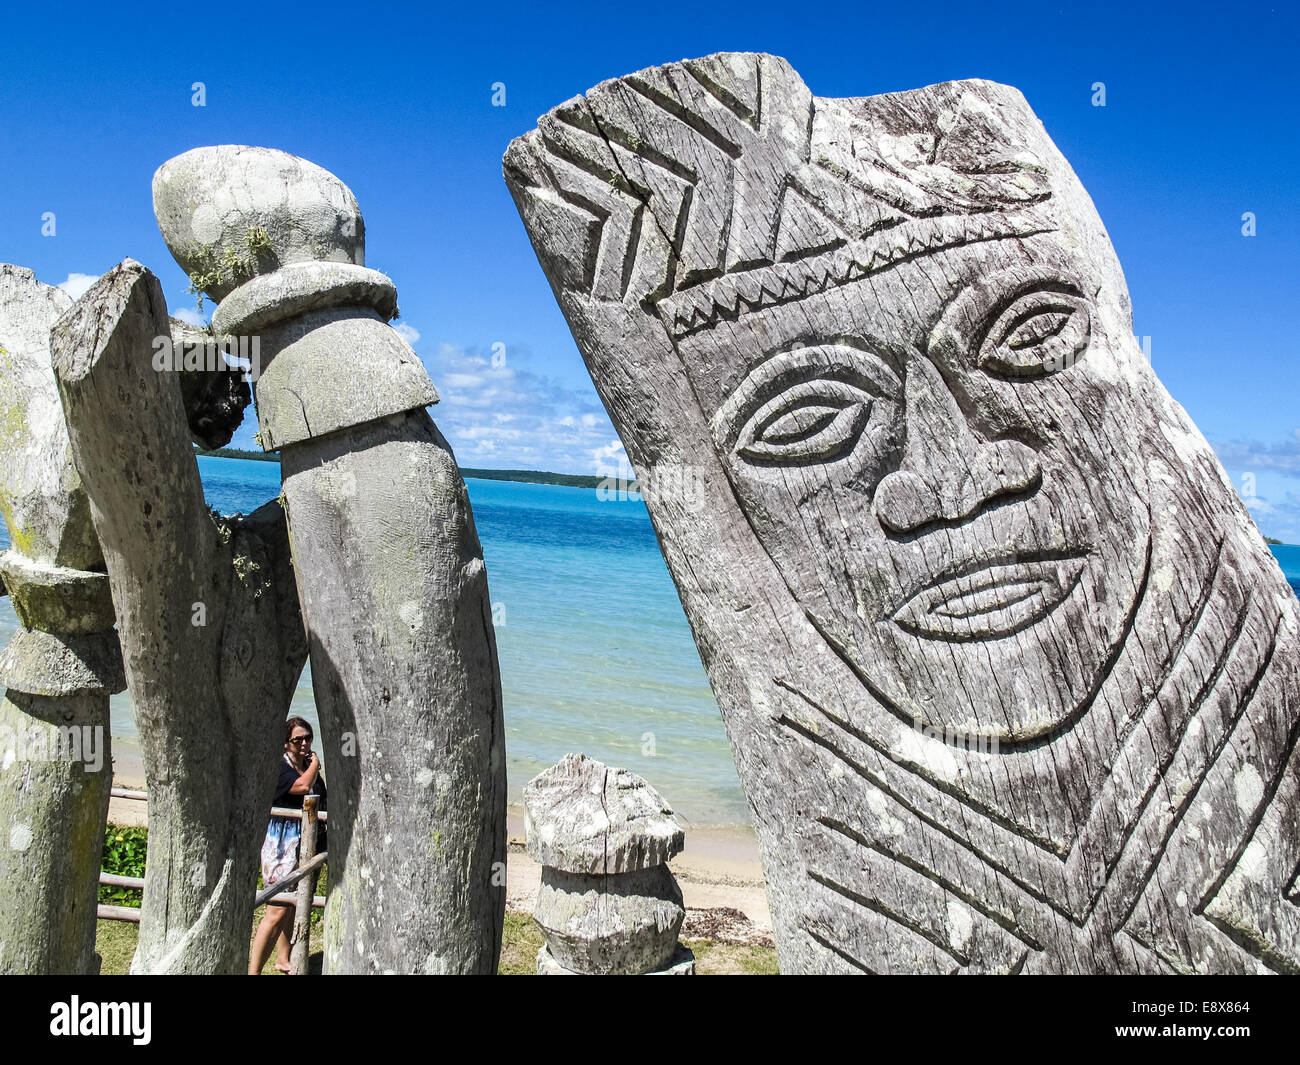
[2, 1, 1297, 538]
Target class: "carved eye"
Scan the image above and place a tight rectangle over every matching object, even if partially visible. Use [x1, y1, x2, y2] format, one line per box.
[978, 290, 1091, 379]
[736, 380, 873, 464]
[715, 342, 902, 473]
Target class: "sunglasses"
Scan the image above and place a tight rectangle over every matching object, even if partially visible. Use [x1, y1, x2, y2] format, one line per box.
[289, 736, 313, 745]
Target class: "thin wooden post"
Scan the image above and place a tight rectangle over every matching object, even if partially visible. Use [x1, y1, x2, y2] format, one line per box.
[290, 796, 318, 975]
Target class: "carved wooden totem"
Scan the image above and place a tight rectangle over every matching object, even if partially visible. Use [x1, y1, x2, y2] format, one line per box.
[52, 262, 308, 974]
[153, 147, 506, 973]
[0, 265, 122, 974]
[504, 53, 1300, 973]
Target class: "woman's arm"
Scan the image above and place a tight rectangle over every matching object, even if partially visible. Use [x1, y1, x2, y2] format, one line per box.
[287, 754, 321, 795]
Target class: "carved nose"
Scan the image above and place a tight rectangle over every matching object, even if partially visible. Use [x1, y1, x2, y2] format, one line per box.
[873, 353, 1041, 535]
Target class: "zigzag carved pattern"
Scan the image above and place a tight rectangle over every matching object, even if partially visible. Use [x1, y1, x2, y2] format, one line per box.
[779, 581, 1288, 971]
[507, 54, 1050, 313]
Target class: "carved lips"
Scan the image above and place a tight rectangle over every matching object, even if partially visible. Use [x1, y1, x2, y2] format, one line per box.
[893, 554, 1086, 641]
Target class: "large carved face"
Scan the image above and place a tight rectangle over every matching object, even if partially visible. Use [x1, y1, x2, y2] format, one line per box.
[678, 235, 1152, 741]
[510, 52, 1300, 978]
[506, 54, 1158, 743]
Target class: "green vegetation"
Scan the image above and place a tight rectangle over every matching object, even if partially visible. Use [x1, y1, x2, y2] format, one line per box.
[99, 823, 147, 908]
[185, 226, 276, 311]
[95, 897, 329, 976]
[683, 937, 780, 975]
[1265, 536, 1283, 545]
[95, 821, 331, 974]
[209, 507, 234, 544]
[95, 918, 141, 974]
[197, 446, 280, 463]
[244, 225, 273, 258]
[497, 911, 545, 974]
[186, 248, 250, 311]
[461, 467, 621, 490]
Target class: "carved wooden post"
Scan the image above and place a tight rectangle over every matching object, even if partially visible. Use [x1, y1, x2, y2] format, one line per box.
[290, 795, 318, 976]
[0, 264, 123, 974]
[153, 146, 506, 973]
[505, 54, 1300, 973]
[51, 261, 307, 974]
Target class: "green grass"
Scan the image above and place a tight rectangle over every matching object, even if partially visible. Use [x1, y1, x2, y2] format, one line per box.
[95, 910, 778, 974]
[683, 937, 780, 975]
[95, 919, 141, 975]
[93, 822, 778, 973]
[498, 911, 546, 974]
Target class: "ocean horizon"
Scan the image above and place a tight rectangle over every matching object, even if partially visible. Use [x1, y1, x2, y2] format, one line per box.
[1, 455, 747, 826]
[3, 454, 1299, 827]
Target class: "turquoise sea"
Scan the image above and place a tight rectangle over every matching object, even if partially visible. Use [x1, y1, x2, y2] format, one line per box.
[1, 456, 746, 825]
[4, 455, 1300, 826]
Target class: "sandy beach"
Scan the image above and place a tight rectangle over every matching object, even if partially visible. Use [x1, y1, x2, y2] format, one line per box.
[107, 737, 773, 945]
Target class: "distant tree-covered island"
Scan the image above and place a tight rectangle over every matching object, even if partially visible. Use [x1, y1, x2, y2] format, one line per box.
[458, 467, 619, 489]
[1265, 537, 1283, 545]
[195, 445, 623, 490]
[197, 446, 280, 463]
[193, 448, 1296, 529]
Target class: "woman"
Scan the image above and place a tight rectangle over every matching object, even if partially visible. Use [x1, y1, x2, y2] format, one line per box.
[248, 716, 327, 975]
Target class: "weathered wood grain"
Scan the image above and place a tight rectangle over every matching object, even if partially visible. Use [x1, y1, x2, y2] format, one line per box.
[153, 146, 506, 973]
[0, 264, 119, 975]
[504, 53, 1300, 973]
[51, 261, 307, 974]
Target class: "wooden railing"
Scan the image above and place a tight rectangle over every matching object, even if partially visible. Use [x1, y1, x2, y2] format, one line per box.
[99, 787, 328, 974]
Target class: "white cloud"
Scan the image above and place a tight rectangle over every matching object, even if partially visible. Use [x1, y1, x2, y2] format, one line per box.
[1212, 432, 1300, 542]
[393, 322, 421, 346]
[170, 306, 208, 328]
[1211, 433, 1300, 478]
[443, 372, 486, 389]
[57, 273, 99, 300]
[590, 439, 627, 473]
[425, 342, 621, 474]
[1236, 486, 1300, 544]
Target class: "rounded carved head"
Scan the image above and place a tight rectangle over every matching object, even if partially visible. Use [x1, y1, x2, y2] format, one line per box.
[153, 145, 366, 304]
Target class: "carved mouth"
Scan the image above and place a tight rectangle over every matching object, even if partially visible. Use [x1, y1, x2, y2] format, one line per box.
[893, 554, 1086, 641]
